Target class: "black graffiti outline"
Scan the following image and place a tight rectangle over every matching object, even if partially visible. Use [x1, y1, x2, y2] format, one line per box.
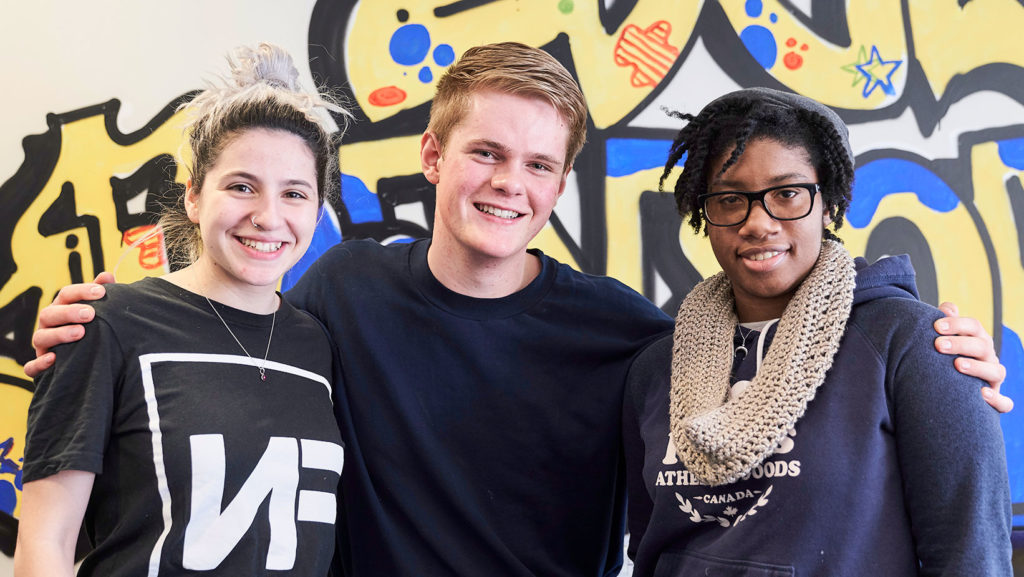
[0, 94, 194, 372]
[693, 2, 1024, 136]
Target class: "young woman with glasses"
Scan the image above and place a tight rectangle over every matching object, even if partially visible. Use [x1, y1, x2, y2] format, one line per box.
[622, 88, 1012, 576]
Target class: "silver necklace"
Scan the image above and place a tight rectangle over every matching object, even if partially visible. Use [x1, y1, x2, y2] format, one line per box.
[734, 325, 755, 359]
[205, 296, 276, 381]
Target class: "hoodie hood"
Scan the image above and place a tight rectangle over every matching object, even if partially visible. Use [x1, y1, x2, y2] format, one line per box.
[852, 253, 919, 306]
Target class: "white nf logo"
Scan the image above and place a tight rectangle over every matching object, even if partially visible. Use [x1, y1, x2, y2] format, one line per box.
[182, 435, 344, 571]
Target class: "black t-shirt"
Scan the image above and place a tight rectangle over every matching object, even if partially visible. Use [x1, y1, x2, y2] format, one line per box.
[26, 277, 342, 577]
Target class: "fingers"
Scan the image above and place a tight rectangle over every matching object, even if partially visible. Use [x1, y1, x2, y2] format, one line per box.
[37, 303, 95, 331]
[23, 353, 55, 379]
[952, 353, 1006, 387]
[938, 301, 960, 318]
[52, 282, 107, 307]
[935, 334, 997, 365]
[981, 387, 1014, 414]
[32, 325, 86, 357]
[26, 276, 111, 379]
[93, 271, 116, 285]
[25, 274, 112, 379]
[934, 315, 990, 342]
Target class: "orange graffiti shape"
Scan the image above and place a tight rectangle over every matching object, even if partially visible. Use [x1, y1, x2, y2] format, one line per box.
[784, 52, 804, 70]
[122, 225, 166, 269]
[368, 86, 407, 107]
[613, 21, 680, 88]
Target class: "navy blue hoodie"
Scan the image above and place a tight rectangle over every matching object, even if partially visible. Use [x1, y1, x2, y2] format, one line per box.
[623, 255, 1012, 576]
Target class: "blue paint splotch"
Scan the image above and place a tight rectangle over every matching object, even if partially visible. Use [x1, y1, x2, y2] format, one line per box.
[745, 0, 763, 18]
[433, 44, 455, 67]
[0, 437, 22, 515]
[389, 24, 431, 66]
[770, 12, 778, 23]
[0, 438, 21, 486]
[740, 25, 777, 69]
[999, 326, 1024, 503]
[997, 138, 1024, 170]
[848, 159, 960, 228]
[418, 66, 433, 83]
[282, 204, 343, 291]
[0, 481, 15, 515]
[339, 174, 383, 225]
[606, 139, 677, 177]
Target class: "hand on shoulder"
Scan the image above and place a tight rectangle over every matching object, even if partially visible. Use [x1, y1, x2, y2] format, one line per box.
[933, 301, 1012, 413]
[25, 272, 115, 378]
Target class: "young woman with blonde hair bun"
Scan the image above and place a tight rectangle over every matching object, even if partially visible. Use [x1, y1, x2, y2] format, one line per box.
[16, 42, 349, 577]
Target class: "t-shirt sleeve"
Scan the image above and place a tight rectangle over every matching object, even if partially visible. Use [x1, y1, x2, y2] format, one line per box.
[285, 244, 343, 321]
[873, 302, 1013, 575]
[622, 338, 668, 561]
[24, 314, 124, 483]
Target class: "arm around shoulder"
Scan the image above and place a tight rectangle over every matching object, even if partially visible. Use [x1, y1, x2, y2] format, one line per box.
[881, 303, 1013, 575]
[25, 274, 115, 378]
[933, 301, 1012, 412]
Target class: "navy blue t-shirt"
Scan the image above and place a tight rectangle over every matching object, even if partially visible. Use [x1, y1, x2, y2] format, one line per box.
[287, 239, 672, 576]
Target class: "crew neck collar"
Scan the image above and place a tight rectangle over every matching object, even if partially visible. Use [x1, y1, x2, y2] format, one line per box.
[409, 239, 556, 320]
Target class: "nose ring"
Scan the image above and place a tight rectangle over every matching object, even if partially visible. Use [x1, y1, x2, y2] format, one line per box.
[251, 216, 261, 230]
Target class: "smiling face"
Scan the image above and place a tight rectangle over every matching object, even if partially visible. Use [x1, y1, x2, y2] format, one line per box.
[421, 89, 570, 280]
[706, 138, 830, 322]
[185, 128, 319, 301]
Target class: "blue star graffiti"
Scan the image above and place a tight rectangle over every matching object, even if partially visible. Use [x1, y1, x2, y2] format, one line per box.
[848, 45, 903, 98]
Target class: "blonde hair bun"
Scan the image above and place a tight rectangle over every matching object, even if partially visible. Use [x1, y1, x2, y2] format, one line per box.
[230, 43, 301, 92]
[162, 42, 350, 269]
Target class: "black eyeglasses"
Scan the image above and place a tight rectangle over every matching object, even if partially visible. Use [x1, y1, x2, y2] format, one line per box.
[697, 183, 820, 227]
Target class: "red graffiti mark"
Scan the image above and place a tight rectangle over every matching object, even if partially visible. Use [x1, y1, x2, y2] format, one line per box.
[613, 21, 680, 88]
[122, 225, 166, 270]
[801, 43, 809, 51]
[786, 37, 797, 48]
[368, 86, 407, 107]
[783, 52, 804, 70]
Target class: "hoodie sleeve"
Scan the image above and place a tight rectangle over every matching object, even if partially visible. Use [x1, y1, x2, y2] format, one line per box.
[622, 336, 673, 564]
[855, 297, 1013, 576]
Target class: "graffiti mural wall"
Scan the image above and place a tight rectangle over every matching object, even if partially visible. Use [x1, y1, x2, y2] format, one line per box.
[0, 0, 1021, 569]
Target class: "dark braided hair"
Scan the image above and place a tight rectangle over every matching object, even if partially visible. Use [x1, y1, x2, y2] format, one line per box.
[658, 92, 854, 242]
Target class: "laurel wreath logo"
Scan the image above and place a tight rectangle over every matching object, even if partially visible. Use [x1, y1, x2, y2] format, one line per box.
[675, 485, 773, 528]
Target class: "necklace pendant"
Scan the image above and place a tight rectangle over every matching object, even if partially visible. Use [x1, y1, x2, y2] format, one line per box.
[735, 345, 748, 359]
[205, 295, 276, 384]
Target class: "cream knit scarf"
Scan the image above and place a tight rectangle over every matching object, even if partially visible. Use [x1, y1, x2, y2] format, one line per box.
[668, 240, 856, 486]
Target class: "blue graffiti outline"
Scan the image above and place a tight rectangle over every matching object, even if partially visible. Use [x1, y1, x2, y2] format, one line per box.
[855, 45, 902, 98]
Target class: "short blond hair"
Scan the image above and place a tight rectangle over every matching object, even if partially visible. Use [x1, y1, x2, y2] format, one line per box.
[427, 42, 588, 169]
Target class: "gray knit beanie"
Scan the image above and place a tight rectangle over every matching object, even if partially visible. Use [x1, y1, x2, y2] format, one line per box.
[700, 87, 853, 167]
